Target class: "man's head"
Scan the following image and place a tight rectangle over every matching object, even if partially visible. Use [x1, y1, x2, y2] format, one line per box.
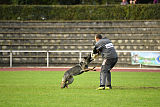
[95, 34, 102, 42]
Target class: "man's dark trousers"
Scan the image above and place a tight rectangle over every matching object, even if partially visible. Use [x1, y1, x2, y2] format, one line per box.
[100, 57, 118, 86]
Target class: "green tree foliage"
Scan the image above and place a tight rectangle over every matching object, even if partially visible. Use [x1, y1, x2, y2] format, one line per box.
[0, 0, 12, 4]
[0, 0, 122, 5]
[0, 5, 159, 20]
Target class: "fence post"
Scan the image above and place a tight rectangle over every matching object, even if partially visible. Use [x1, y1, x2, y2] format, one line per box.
[140, 64, 142, 68]
[10, 50, 12, 67]
[79, 51, 82, 62]
[47, 51, 49, 67]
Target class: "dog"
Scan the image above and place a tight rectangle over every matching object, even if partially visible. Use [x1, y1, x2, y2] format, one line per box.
[61, 54, 95, 88]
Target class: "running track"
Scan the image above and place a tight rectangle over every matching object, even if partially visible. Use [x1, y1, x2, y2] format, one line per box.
[0, 67, 160, 72]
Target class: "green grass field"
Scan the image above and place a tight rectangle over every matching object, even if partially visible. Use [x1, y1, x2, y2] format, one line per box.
[0, 71, 160, 107]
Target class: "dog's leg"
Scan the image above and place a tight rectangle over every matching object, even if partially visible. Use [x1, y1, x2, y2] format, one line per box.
[66, 76, 74, 88]
[61, 73, 69, 88]
[84, 67, 96, 72]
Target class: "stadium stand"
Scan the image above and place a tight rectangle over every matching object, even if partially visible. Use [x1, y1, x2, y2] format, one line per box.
[0, 21, 160, 67]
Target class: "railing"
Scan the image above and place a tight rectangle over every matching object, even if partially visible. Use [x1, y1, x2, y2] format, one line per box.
[0, 50, 92, 67]
[0, 50, 160, 67]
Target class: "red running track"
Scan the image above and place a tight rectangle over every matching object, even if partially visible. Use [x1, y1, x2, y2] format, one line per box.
[0, 67, 160, 72]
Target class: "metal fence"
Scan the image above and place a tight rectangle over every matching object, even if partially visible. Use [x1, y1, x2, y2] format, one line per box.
[0, 50, 160, 67]
[0, 50, 92, 67]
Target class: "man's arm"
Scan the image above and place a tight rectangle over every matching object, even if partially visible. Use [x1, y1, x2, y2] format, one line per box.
[92, 46, 101, 59]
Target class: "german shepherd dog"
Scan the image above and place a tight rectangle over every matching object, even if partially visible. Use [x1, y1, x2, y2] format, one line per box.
[61, 54, 95, 88]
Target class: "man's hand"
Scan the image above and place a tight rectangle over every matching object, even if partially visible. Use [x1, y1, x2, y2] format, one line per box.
[91, 53, 99, 59]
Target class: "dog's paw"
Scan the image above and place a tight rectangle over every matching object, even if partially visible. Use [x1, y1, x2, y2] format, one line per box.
[61, 81, 66, 88]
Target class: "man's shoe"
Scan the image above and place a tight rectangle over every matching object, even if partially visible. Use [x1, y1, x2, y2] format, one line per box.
[105, 86, 112, 90]
[96, 87, 105, 90]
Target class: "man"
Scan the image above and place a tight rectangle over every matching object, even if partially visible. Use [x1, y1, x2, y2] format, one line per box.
[92, 34, 118, 90]
[153, 0, 158, 4]
[121, 0, 128, 5]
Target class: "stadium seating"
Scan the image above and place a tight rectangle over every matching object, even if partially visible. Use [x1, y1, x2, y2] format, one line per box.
[0, 21, 160, 67]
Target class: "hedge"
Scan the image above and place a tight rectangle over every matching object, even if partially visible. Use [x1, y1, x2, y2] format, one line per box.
[0, 5, 160, 20]
[0, 0, 121, 5]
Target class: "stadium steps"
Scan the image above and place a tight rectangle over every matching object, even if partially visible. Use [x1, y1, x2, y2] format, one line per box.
[0, 32, 159, 51]
[0, 43, 159, 50]
[0, 26, 160, 33]
[0, 20, 160, 27]
[0, 20, 160, 67]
